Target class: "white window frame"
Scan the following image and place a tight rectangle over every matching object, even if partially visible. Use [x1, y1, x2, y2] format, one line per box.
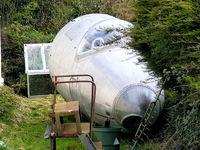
[24, 43, 51, 74]
[24, 43, 52, 97]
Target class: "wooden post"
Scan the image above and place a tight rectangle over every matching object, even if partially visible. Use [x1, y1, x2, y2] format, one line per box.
[75, 110, 82, 134]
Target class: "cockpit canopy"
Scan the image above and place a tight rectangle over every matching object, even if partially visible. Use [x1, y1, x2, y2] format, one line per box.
[78, 19, 133, 55]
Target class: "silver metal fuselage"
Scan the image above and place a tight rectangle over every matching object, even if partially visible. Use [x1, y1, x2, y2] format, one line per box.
[49, 14, 164, 131]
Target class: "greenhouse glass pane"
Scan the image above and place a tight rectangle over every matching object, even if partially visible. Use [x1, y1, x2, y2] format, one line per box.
[44, 45, 51, 69]
[29, 74, 53, 96]
[27, 45, 43, 70]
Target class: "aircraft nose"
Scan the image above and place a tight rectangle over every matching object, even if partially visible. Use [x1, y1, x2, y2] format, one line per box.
[113, 85, 157, 131]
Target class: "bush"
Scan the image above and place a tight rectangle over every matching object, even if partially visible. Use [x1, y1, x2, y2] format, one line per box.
[0, 86, 17, 122]
[2, 23, 53, 93]
[129, 0, 200, 149]
[129, 0, 200, 78]
[1, 0, 108, 94]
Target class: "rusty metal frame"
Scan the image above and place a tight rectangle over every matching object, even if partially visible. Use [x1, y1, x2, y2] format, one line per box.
[52, 74, 96, 138]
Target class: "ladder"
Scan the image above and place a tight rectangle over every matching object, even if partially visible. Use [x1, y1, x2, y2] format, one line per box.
[54, 101, 84, 136]
[131, 89, 163, 150]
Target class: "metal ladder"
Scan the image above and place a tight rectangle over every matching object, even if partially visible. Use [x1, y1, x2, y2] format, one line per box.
[131, 89, 163, 150]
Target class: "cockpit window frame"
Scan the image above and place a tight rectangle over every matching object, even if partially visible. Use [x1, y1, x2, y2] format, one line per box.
[77, 19, 133, 57]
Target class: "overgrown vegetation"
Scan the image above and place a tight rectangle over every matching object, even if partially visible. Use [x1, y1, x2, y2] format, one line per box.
[0, 86, 85, 150]
[129, 0, 200, 149]
[1, 0, 200, 149]
[0, 0, 106, 94]
[0, 0, 131, 94]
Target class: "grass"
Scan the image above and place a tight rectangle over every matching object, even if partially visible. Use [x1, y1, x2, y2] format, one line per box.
[0, 86, 85, 150]
[0, 85, 165, 150]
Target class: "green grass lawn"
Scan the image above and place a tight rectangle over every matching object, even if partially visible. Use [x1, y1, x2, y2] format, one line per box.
[0, 86, 85, 150]
[0, 86, 161, 150]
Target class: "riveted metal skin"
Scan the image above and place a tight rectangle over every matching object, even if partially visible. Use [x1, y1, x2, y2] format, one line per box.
[49, 14, 165, 131]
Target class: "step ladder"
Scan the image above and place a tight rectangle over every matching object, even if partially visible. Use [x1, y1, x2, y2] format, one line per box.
[54, 101, 89, 137]
[44, 74, 99, 150]
[130, 89, 163, 150]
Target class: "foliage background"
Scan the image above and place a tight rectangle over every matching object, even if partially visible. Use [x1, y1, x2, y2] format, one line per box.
[129, 0, 200, 149]
[0, 0, 199, 149]
[0, 0, 106, 94]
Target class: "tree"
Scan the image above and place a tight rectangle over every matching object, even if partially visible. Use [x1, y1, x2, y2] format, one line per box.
[0, 0, 109, 93]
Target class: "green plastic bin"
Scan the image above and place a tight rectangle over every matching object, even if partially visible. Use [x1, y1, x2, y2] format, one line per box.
[92, 127, 121, 150]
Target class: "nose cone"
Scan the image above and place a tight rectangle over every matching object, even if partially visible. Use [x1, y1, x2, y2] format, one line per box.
[113, 85, 157, 131]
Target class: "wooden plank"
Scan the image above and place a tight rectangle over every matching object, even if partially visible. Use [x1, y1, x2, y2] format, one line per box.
[63, 123, 90, 135]
[54, 101, 79, 114]
[55, 113, 62, 136]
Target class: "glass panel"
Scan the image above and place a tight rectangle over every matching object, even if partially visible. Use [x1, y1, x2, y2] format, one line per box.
[44, 45, 51, 69]
[78, 19, 133, 54]
[27, 45, 43, 70]
[29, 74, 53, 96]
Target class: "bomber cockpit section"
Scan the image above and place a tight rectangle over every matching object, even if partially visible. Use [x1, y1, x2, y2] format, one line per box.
[78, 19, 133, 56]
